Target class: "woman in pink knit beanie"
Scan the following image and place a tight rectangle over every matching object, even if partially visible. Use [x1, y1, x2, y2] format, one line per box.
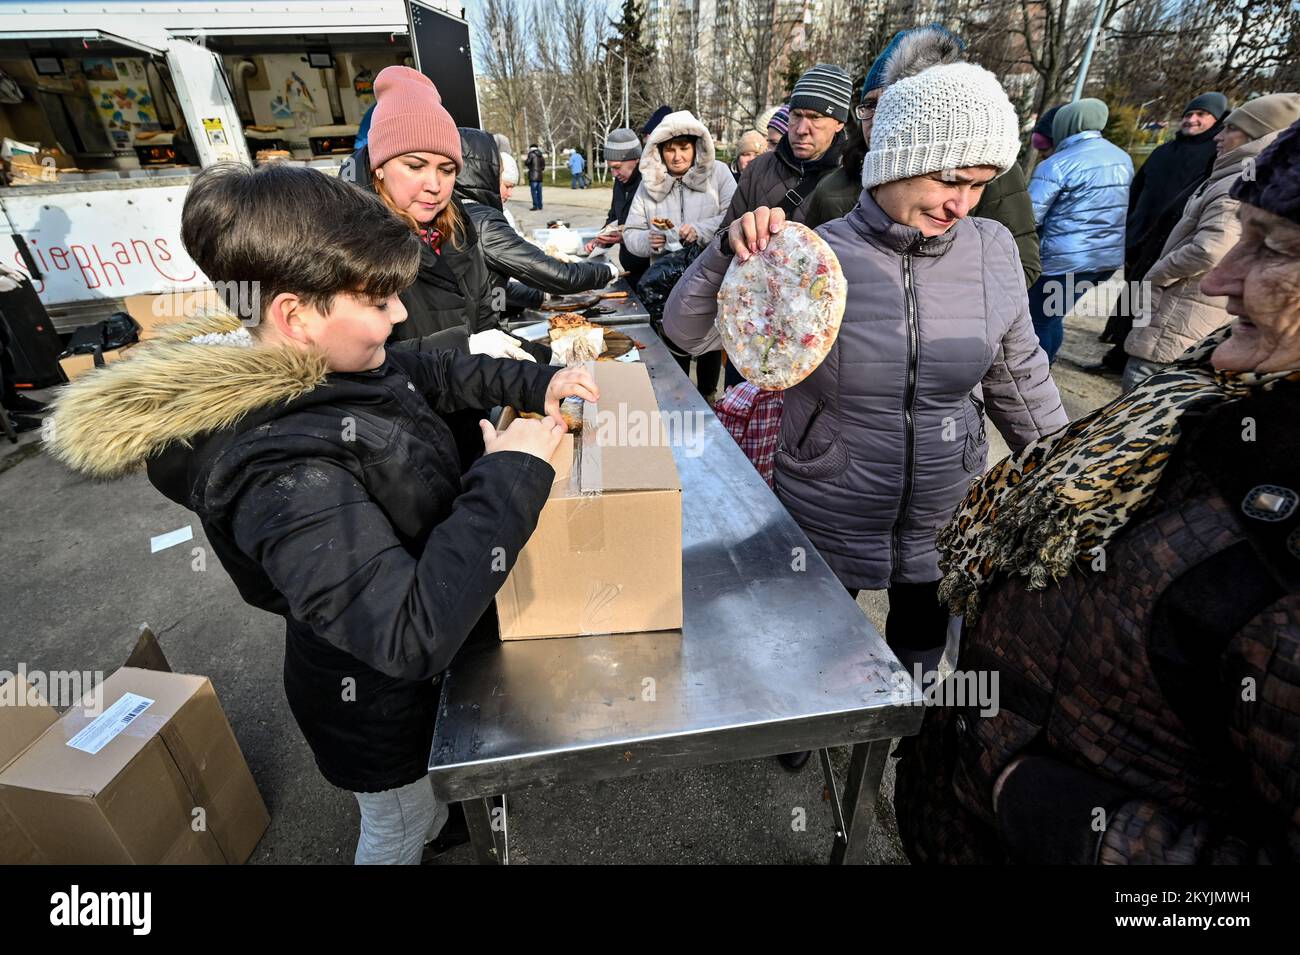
[355, 65, 535, 361]
[367, 65, 465, 244]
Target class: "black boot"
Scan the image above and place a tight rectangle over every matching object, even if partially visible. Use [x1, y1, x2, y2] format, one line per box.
[777, 750, 812, 772]
[421, 802, 470, 861]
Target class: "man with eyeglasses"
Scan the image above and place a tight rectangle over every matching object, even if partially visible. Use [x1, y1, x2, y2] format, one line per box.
[720, 63, 851, 229]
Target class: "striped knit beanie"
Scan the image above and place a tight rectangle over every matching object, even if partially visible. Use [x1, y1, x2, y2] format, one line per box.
[764, 104, 791, 136]
[788, 64, 852, 123]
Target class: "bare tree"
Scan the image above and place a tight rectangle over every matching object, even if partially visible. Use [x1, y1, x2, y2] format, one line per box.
[638, 2, 698, 123]
[475, 0, 533, 150]
[708, 0, 803, 141]
[531, 0, 572, 182]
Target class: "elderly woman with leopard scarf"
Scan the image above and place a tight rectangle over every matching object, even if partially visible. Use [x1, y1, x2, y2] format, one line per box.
[897, 118, 1300, 865]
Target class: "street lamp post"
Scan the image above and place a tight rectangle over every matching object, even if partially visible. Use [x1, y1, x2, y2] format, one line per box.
[1072, 0, 1109, 102]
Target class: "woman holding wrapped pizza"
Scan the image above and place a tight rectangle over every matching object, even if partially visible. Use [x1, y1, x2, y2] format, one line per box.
[624, 109, 737, 397]
[664, 60, 1067, 673]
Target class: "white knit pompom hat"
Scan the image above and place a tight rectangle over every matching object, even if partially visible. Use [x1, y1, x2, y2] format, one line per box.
[862, 61, 1021, 189]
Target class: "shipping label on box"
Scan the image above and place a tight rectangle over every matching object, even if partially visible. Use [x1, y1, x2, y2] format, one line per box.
[495, 361, 683, 640]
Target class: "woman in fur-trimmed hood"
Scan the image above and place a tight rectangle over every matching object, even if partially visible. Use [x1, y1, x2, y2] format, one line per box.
[622, 109, 737, 261]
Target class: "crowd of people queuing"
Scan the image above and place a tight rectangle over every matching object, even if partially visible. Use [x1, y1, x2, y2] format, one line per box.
[40, 15, 1300, 865]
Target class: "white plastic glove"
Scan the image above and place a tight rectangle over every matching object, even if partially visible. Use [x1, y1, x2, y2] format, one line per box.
[605, 262, 620, 284]
[469, 329, 536, 362]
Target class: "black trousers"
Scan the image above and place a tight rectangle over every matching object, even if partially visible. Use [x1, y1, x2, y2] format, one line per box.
[847, 580, 948, 652]
[670, 348, 722, 400]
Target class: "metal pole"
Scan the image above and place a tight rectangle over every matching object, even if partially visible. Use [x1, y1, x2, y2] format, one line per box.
[1071, 0, 1108, 102]
[623, 52, 629, 128]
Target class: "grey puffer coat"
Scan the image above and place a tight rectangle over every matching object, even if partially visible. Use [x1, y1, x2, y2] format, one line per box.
[663, 189, 1068, 589]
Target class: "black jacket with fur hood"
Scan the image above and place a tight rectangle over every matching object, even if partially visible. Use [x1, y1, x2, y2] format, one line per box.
[48, 313, 560, 792]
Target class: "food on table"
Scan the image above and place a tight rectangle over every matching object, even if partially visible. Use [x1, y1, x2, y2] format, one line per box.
[716, 221, 846, 390]
[548, 315, 605, 365]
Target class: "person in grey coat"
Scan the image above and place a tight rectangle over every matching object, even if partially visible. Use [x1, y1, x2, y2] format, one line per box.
[664, 59, 1067, 669]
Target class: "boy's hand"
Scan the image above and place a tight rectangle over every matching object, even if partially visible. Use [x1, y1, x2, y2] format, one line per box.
[480, 417, 565, 463]
[544, 365, 599, 428]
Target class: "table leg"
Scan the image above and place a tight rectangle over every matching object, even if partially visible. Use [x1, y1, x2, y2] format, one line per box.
[462, 795, 509, 865]
[827, 739, 892, 865]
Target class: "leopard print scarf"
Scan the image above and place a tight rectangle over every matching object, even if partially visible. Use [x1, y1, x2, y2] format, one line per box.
[937, 327, 1300, 624]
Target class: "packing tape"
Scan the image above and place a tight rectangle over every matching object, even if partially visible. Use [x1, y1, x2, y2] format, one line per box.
[578, 394, 603, 495]
[558, 384, 605, 553]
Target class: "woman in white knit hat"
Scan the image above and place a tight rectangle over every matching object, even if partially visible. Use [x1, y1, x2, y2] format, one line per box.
[665, 60, 1066, 690]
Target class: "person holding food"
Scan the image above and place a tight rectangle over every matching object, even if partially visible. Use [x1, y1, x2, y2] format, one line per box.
[664, 59, 1066, 685]
[624, 109, 737, 396]
[47, 161, 599, 865]
[803, 25, 1041, 290]
[623, 110, 737, 261]
[583, 127, 649, 285]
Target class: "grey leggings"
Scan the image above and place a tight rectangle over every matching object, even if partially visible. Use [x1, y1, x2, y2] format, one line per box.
[353, 774, 449, 865]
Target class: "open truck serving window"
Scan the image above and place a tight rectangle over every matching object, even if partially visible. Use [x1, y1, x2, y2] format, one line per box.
[0, 0, 475, 331]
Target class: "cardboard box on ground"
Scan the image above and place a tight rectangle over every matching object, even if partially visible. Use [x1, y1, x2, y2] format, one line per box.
[58, 288, 225, 381]
[0, 625, 269, 864]
[496, 361, 683, 640]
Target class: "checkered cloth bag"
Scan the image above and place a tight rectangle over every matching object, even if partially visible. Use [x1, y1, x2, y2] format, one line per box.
[712, 383, 784, 488]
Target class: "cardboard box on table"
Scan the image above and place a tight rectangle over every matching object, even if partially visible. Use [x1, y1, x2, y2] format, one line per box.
[0, 628, 269, 864]
[495, 361, 683, 640]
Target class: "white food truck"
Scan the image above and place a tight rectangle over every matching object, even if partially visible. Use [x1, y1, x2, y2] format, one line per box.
[0, 0, 478, 331]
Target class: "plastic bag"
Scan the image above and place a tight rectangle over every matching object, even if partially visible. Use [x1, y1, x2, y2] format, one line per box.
[65, 312, 141, 356]
[635, 244, 703, 324]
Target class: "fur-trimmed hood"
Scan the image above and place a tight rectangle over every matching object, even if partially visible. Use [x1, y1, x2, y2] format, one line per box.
[638, 110, 719, 201]
[47, 311, 328, 480]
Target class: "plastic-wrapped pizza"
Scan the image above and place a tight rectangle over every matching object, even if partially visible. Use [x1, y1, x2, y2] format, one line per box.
[716, 222, 846, 390]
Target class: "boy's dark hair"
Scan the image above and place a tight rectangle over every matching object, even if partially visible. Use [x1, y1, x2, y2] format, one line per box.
[181, 162, 421, 322]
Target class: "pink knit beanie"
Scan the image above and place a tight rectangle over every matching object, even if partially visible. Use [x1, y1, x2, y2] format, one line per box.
[367, 66, 462, 171]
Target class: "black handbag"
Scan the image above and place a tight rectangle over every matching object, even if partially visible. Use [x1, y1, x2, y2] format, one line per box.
[65, 312, 141, 357]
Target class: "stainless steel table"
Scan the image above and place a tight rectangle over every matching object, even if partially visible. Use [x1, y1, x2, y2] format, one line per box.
[429, 325, 923, 864]
[508, 277, 651, 330]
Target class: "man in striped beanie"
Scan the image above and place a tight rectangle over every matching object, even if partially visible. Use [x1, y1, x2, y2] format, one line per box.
[721, 62, 850, 230]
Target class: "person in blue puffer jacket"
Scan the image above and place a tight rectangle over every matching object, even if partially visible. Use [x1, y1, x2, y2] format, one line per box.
[1027, 98, 1133, 361]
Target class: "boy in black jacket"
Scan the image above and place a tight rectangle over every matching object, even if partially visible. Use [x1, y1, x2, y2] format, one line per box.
[48, 163, 597, 863]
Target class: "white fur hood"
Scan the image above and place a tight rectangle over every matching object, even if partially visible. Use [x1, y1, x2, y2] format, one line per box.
[638, 110, 719, 201]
